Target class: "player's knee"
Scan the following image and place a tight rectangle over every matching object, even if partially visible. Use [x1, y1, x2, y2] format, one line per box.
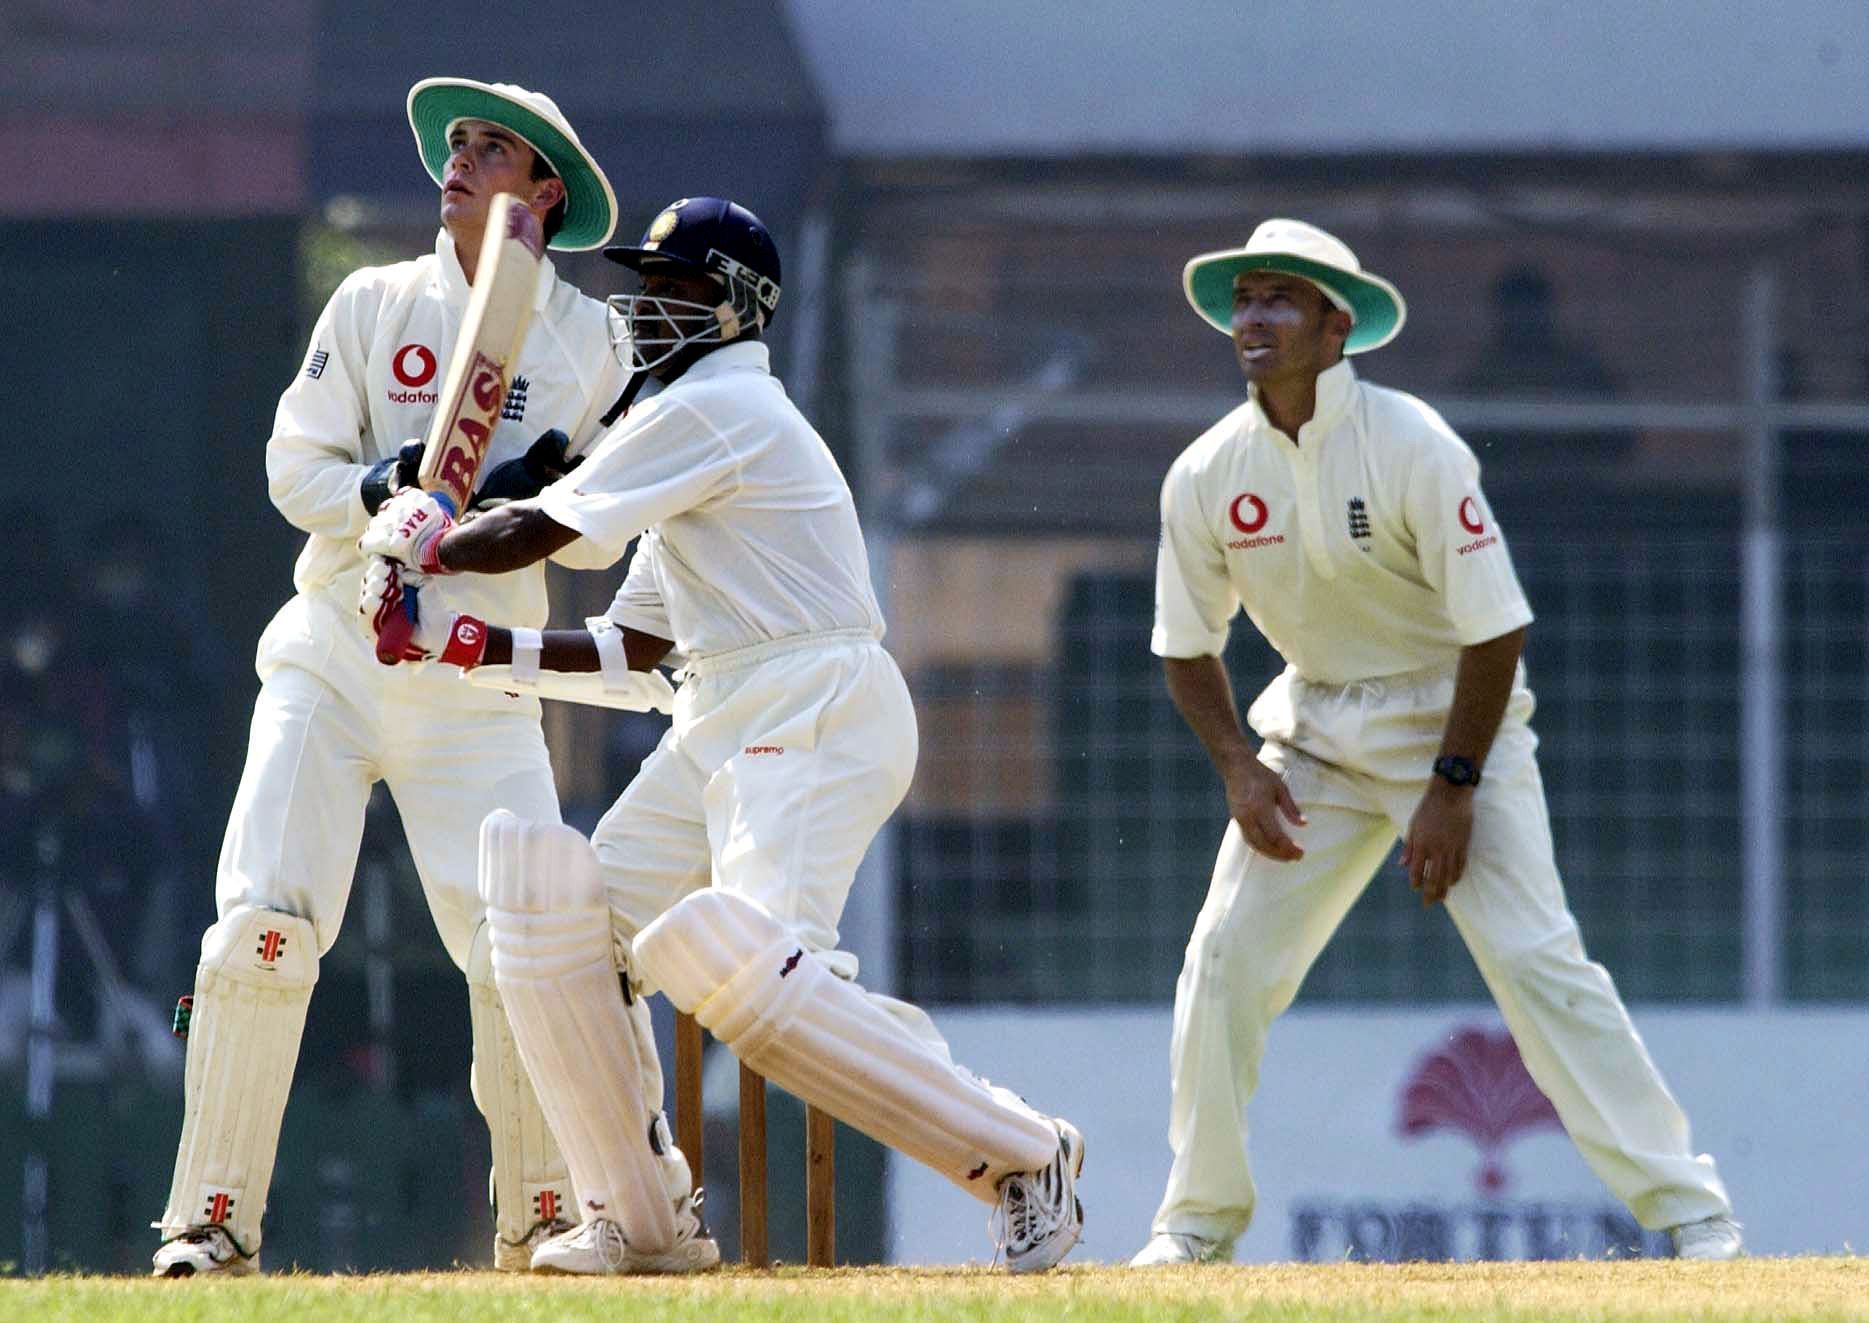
[1483, 921, 1608, 1001]
[478, 809, 605, 914]
[200, 904, 319, 989]
[635, 889, 814, 1031]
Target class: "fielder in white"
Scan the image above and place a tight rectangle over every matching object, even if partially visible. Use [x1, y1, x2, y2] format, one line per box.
[358, 196, 1086, 1275]
[153, 79, 626, 1277]
[1131, 220, 1743, 1266]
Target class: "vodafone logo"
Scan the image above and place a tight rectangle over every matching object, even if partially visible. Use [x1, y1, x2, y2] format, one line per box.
[1229, 492, 1269, 534]
[1225, 491, 1284, 551]
[1458, 497, 1485, 535]
[393, 343, 437, 387]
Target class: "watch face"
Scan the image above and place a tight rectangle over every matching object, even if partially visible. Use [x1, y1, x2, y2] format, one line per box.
[1436, 756, 1479, 786]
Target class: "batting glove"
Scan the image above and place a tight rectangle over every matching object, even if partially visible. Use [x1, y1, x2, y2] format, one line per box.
[358, 558, 489, 668]
[360, 488, 456, 574]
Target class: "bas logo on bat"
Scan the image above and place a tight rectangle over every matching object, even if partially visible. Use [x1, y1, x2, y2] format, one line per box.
[433, 353, 508, 497]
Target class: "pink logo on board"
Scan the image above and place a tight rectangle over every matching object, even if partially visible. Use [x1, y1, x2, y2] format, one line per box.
[1395, 1024, 1562, 1195]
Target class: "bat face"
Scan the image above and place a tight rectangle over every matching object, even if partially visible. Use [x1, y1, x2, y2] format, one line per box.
[374, 193, 543, 663]
[417, 194, 545, 514]
[425, 349, 506, 513]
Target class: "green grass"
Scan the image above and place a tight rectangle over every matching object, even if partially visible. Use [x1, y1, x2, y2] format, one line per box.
[4, 1260, 1867, 1323]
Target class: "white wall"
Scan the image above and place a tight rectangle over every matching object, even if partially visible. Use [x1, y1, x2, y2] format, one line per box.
[785, 1, 1869, 155]
[887, 1005, 1869, 1263]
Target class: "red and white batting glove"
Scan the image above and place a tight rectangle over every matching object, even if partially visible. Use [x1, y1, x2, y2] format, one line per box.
[359, 488, 457, 575]
[358, 558, 489, 668]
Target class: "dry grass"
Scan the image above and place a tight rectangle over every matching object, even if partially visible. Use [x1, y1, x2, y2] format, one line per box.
[4, 1258, 1865, 1323]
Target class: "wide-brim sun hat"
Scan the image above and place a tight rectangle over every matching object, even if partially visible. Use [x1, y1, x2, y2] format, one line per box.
[1183, 218, 1406, 355]
[407, 77, 618, 252]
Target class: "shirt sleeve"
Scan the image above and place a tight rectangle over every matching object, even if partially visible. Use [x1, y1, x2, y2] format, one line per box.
[544, 307, 629, 569]
[533, 394, 740, 564]
[265, 277, 376, 539]
[1151, 458, 1238, 658]
[1407, 432, 1534, 645]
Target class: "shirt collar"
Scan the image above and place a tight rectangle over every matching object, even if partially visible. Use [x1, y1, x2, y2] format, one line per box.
[435, 228, 555, 313]
[1246, 357, 1358, 436]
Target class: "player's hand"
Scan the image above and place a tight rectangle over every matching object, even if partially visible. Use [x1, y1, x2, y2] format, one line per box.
[359, 439, 425, 516]
[468, 429, 582, 510]
[1401, 781, 1475, 906]
[357, 558, 489, 668]
[1224, 756, 1306, 861]
[360, 489, 457, 574]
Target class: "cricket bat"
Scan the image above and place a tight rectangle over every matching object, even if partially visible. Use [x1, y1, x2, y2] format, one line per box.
[375, 191, 544, 663]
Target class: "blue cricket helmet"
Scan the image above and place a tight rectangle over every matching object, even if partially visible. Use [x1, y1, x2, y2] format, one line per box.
[605, 196, 781, 330]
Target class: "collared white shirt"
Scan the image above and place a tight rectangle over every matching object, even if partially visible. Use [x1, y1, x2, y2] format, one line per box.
[1152, 359, 1532, 685]
[533, 341, 885, 660]
[267, 229, 622, 648]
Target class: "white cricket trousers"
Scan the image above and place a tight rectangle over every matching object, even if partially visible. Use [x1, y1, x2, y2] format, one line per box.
[218, 656, 560, 964]
[594, 630, 971, 1054]
[1151, 663, 1732, 1246]
[593, 630, 916, 960]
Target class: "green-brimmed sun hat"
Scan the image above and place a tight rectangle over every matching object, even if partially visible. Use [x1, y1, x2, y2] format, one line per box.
[407, 77, 618, 252]
[1183, 218, 1406, 354]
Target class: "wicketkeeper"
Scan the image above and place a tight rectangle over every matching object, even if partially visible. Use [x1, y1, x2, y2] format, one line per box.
[153, 78, 626, 1277]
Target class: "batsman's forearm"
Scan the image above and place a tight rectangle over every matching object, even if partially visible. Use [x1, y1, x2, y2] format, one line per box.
[435, 503, 581, 575]
[1163, 655, 1259, 780]
[1438, 626, 1527, 768]
[478, 629, 600, 671]
[480, 625, 675, 672]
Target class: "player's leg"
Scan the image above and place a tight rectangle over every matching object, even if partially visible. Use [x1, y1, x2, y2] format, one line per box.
[387, 707, 575, 1270]
[1135, 744, 1396, 1264]
[1418, 725, 1736, 1246]
[464, 921, 573, 1269]
[154, 667, 372, 1276]
[634, 644, 1081, 1272]
[475, 734, 719, 1276]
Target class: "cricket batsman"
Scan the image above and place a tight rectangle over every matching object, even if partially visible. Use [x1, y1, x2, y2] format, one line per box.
[153, 78, 626, 1277]
[1131, 218, 1742, 1265]
[357, 196, 1086, 1275]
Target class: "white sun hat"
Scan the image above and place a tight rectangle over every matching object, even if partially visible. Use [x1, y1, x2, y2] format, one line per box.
[1183, 218, 1407, 354]
[407, 77, 618, 252]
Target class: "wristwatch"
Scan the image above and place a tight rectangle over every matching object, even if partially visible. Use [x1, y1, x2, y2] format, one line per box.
[1432, 755, 1482, 788]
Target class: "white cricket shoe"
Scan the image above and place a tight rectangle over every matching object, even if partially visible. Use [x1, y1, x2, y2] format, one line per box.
[1129, 1231, 1229, 1266]
[151, 1225, 259, 1278]
[1671, 1214, 1744, 1260]
[493, 1217, 574, 1272]
[530, 1195, 720, 1275]
[991, 1119, 1085, 1273]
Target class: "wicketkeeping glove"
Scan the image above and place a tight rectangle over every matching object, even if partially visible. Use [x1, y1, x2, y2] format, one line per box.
[469, 429, 582, 510]
[360, 439, 426, 516]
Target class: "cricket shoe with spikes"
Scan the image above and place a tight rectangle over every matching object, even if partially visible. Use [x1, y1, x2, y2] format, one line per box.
[991, 1118, 1085, 1273]
[152, 1225, 259, 1278]
[530, 1193, 720, 1275]
[493, 1216, 575, 1272]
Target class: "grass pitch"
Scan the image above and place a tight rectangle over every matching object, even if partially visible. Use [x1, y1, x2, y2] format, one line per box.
[4, 1259, 1865, 1323]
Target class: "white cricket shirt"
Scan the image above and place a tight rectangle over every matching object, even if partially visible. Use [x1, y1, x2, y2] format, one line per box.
[533, 341, 885, 660]
[1152, 359, 1532, 685]
[265, 229, 622, 692]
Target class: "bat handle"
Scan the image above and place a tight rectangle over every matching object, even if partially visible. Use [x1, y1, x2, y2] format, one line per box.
[373, 575, 421, 665]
